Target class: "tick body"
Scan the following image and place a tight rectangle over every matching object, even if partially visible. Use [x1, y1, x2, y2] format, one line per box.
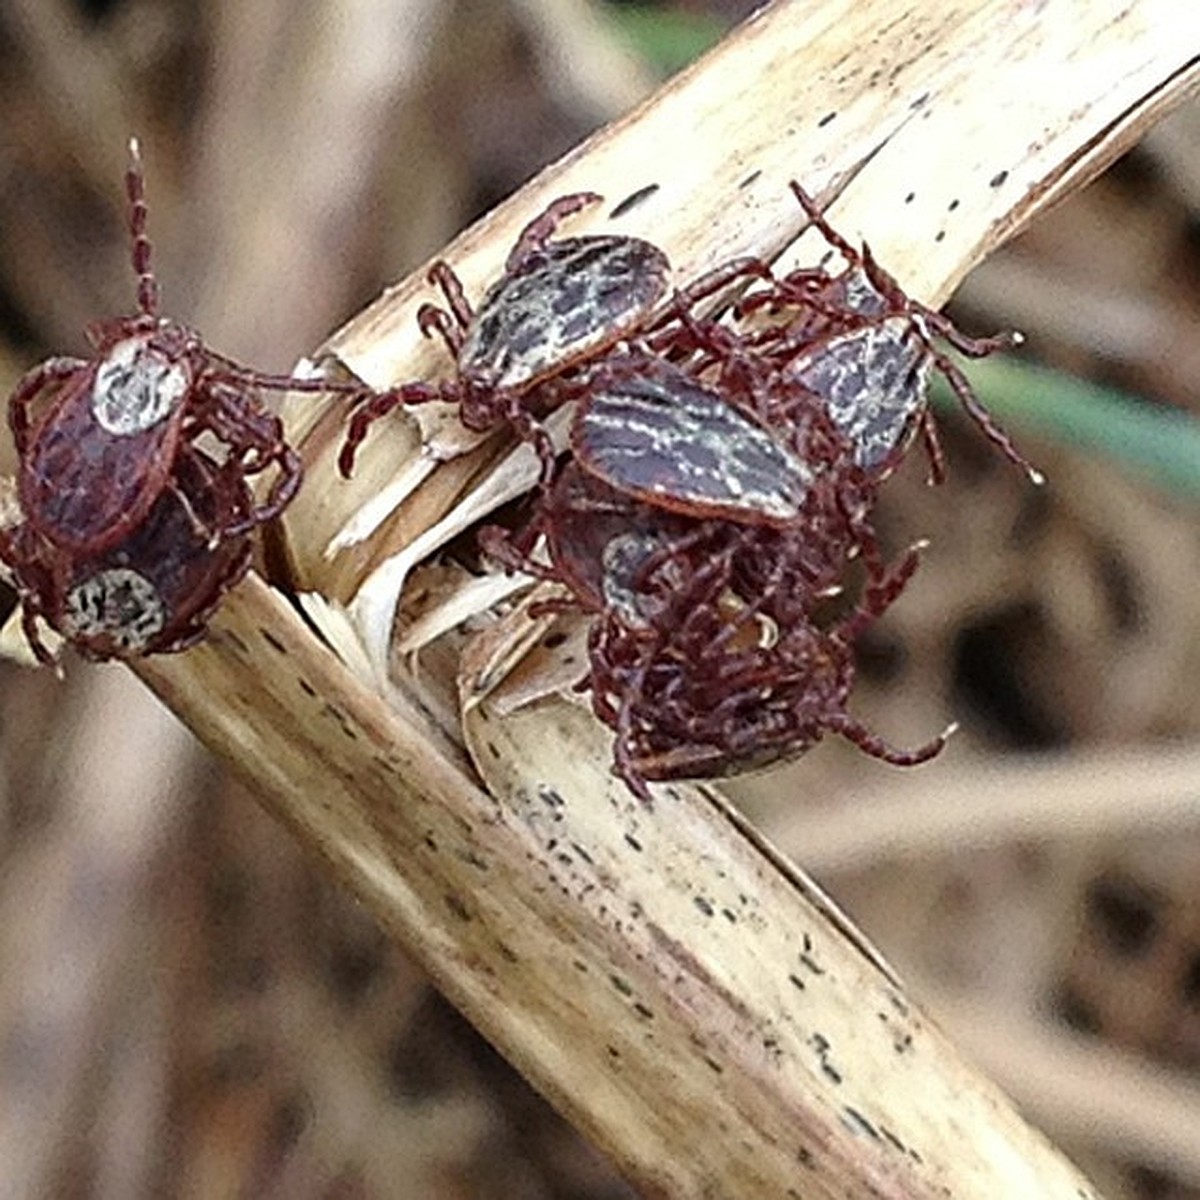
[14, 328, 194, 554]
[569, 356, 814, 526]
[4, 449, 253, 661]
[784, 315, 932, 477]
[1, 138, 373, 659]
[586, 513, 951, 798]
[740, 181, 1040, 484]
[454, 219, 671, 397]
[338, 193, 768, 477]
[484, 461, 950, 802]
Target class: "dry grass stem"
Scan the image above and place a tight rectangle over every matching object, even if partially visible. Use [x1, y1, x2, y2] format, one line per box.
[127, 1, 1200, 1195]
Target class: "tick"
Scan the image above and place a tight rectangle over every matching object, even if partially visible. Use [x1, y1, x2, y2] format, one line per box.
[483, 461, 950, 802]
[7, 138, 367, 560]
[741, 181, 1041, 484]
[566, 349, 893, 594]
[569, 355, 816, 526]
[2, 448, 253, 661]
[338, 192, 768, 477]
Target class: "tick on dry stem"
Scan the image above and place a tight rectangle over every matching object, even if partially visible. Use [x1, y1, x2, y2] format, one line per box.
[739, 180, 1042, 485]
[8, 140, 312, 555]
[484, 461, 951, 801]
[5, 448, 255, 662]
[563, 338, 896, 591]
[0, 138, 378, 661]
[567, 355, 817, 527]
[587, 511, 952, 801]
[338, 191, 666, 476]
[337, 191, 772, 481]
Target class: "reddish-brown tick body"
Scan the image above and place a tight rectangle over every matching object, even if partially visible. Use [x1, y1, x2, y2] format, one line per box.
[338, 193, 769, 477]
[15, 321, 195, 554]
[6, 449, 253, 661]
[739, 181, 1040, 485]
[483, 462, 951, 802]
[1, 139, 370, 660]
[568, 356, 816, 527]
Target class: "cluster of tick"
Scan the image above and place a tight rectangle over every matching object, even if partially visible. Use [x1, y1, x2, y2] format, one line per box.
[2, 144, 1035, 802]
[0, 142, 376, 662]
[340, 183, 1041, 801]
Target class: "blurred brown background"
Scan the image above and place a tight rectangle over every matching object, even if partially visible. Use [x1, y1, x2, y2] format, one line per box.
[1, 1, 1199, 1197]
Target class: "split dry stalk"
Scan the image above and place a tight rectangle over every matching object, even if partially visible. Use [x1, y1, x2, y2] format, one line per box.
[134, 1, 1200, 1196]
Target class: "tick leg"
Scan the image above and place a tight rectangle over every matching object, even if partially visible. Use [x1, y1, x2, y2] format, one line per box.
[674, 255, 775, 310]
[476, 522, 557, 584]
[648, 305, 769, 404]
[503, 393, 557, 489]
[0, 526, 55, 664]
[648, 257, 776, 348]
[526, 593, 586, 621]
[931, 348, 1043, 484]
[8, 550, 62, 666]
[424, 261, 474, 342]
[507, 192, 603, 270]
[208, 422, 297, 530]
[205, 382, 280, 442]
[788, 186, 909, 321]
[198, 384, 302, 532]
[418, 302, 465, 358]
[220, 441, 301, 534]
[203, 356, 378, 401]
[838, 540, 924, 643]
[338, 380, 444, 476]
[739, 265, 832, 315]
[7, 357, 88, 453]
[167, 475, 218, 544]
[829, 479, 886, 585]
[917, 407, 948, 486]
[786, 184, 916, 316]
[788, 180, 865, 266]
[125, 138, 160, 318]
[824, 710, 955, 766]
[610, 658, 655, 805]
[922, 310, 1021, 359]
[20, 602, 55, 665]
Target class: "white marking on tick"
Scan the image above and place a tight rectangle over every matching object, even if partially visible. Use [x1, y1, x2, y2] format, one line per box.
[92, 337, 189, 436]
[63, 567, 165, 650]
